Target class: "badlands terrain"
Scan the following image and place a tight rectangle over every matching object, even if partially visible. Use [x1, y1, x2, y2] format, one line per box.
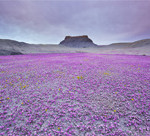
[0, 36, 150, 56]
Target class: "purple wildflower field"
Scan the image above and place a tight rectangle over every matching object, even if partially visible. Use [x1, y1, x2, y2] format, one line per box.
[0, 53, 150, 136]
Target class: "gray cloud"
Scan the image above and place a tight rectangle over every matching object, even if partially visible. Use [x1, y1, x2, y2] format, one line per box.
[0, 0, 150, 44]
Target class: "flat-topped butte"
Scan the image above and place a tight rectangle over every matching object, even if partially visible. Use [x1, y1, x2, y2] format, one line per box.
[59, 35, 98, 48]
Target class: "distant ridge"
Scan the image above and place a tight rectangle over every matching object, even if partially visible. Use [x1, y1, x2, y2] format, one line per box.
[59, 35, 98, 48]
[0, 38, 150, 55]
[109, 39, 150, 47]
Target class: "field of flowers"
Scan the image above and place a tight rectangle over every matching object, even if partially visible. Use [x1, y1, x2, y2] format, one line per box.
[0, 53, 149, 136]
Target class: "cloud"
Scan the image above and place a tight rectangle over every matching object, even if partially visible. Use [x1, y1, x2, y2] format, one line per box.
[0, 0, 150, 44]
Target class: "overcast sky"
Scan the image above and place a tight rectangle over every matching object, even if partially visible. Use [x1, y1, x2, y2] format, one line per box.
[0, 0, 150, 45]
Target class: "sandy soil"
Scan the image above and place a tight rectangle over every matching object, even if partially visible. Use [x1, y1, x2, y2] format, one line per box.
[26, 45, 150, 56]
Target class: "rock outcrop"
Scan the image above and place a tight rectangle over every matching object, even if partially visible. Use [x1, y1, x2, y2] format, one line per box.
[0, 50, 23, 55]
[0, 39, 40, 55]
[59, 35, 98, 48]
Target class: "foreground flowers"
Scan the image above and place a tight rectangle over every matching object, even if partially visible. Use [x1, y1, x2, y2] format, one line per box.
[0, 53, 149, 135]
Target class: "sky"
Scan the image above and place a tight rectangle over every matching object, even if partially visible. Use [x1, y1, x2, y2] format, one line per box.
[0, 0, 150, 45]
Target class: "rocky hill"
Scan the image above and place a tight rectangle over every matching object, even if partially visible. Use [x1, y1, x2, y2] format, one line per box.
[0, 39, 29, 55]
[0, 39, 49, 55]
[59, 35, 98, 48]
[109, 39, 150, 48]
